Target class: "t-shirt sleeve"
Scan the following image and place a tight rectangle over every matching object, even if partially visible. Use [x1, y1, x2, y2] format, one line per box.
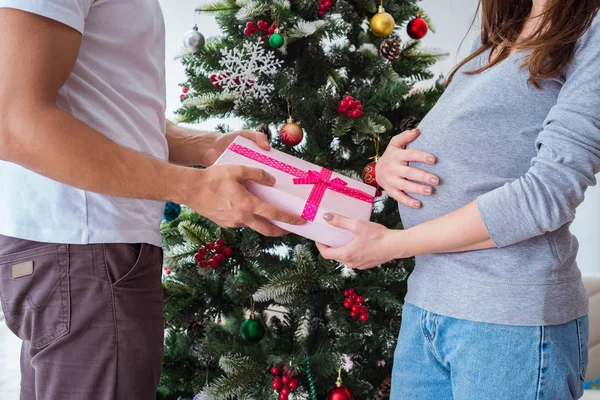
[476, 18, 600, 248]
[0, 0, 92, 34]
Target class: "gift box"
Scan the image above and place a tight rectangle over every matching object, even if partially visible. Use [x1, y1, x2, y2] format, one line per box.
[214, 137, 376, 247]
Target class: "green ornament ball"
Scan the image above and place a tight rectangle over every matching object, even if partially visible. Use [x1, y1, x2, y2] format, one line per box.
[240, 318, 265, 343]
[269, 33, 285, 49]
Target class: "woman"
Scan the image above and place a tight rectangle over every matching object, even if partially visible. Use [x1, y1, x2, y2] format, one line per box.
[318, 0, 599, 398]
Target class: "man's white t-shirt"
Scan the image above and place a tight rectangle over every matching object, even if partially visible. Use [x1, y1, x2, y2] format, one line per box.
[0, 0, 168, 247]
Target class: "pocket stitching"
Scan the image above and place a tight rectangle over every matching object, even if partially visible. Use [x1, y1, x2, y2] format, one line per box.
[111, 243, 148, 288]
[576, 318, 586, 381]
[0, 245, 58, 264]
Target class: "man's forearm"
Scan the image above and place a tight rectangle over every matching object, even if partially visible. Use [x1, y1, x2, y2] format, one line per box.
[1, 106, 193, 203]
[394, 200, 496, 258]
[166, 120, 217, 167]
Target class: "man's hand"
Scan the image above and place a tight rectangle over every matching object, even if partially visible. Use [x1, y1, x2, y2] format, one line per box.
[376, 129, 440, 208]
[182, 165, 305, 237]
[316, 213, 403, 270]
[202, 130, 270, 166]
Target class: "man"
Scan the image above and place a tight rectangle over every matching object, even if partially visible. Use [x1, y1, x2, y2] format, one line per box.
[0, 1, 304, 399]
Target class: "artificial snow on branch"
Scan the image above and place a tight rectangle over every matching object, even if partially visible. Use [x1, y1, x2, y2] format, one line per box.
[287, 20, 328, 40]
[183, 92, 240, 110]
[357, 43, 379, 57]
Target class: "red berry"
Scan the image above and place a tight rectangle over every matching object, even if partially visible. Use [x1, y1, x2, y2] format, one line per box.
[285, 369, 293, 377]
[180, 94, 185, 101]
[272, 380, 283, 390]
[319, 3, 328, 10]
[356, 296, 365, 304]
[359, 305, 367, 313]
[217, 238, 225, 246]
[258, 36, 265, 42]
[244, 28, 253, 35]
[165, 269, 171, 275]
[360, 313, 369, 322]
[200, 259, 207, 268]
[182, 87, 189, 94]
[318, 11, 325, 16]
[343, 300, 353, 309]
[269, 23, 277, 34]
[217, 253, 225, 262]
[199, 247, 208, 255]
[279, 393, 289, 400]
[350, 311, 359, 318]
[351, 305, 360, 313]
[214, 244, 222, 253]
[289, 378, 299, 390]
[208, 258, 218, 269]
[346, 110, 354, 118]
[206, 242, 214, 250]
[282, 376, 290, 385]
[324, 0, 332, 6]
[348, 288, 355, 295]
[344, 95, 354, 102]
[223, 247, 233, 257]
[194, 252, 204, 263]
[271, 366, 280, 376]
[281, 387, 291, 396]
[356, 104, 363, 112]
[337, 106, 347, 114]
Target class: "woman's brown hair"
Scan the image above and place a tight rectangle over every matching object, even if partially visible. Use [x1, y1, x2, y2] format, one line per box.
[447, 0, 600, 88]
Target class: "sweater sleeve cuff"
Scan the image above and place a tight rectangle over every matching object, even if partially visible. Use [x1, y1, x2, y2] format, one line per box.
[477, 188, 542, 248]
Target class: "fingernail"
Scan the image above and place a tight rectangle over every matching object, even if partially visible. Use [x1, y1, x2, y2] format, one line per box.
[323, 213, 333, 221]
[269, 176, 276, 185]
[430, 177, 439, 185]
[424, 187, 433, 194]
[412, 201, 420, 208]
[427, 156, 436, 164]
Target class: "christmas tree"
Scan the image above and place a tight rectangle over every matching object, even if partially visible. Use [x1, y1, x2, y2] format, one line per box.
[159, 0, 442, 399]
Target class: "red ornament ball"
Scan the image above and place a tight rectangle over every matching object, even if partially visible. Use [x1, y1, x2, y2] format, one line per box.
[280, 121, 304, 146]
[326, 386, 354, 400]
[407, 16, 428, 40]
[362, 161, 379, 189]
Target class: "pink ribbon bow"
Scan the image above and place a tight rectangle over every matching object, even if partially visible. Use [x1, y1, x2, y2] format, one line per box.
[229, 143, 374, 222]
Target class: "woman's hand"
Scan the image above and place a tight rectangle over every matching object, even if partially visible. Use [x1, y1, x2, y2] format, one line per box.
[316, 213, 406, 270]
[376, 129, 439, 208]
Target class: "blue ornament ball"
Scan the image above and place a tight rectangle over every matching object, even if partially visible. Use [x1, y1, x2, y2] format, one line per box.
[163, 201, 181, 222]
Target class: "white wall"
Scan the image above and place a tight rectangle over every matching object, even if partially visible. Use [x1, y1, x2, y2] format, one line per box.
[161, 0, 599, 275]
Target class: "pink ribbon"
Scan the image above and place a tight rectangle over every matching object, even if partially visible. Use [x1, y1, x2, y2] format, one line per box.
[229, 143, 374, 221]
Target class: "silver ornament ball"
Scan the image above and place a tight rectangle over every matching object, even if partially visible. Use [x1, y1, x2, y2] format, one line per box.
[436, 73, 447, 87]
[183, 25, 205, 52]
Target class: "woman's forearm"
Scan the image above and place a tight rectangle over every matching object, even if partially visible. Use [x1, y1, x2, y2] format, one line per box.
[393, 200, 496, 258]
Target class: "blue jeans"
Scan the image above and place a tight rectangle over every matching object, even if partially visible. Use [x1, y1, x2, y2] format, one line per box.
[390, 303, 589, 400]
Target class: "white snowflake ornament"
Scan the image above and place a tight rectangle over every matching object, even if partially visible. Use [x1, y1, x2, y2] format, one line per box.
[213, 41, 283, 105]
[192, 392, 208, 400]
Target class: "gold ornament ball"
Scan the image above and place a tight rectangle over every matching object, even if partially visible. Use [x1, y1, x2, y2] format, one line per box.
[370, 8, 396, 38]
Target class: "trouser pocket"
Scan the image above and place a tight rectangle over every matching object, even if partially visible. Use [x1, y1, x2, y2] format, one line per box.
[0, 244, 70, 349]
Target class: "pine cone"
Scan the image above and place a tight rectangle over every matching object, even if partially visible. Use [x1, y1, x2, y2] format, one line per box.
[256, 123, 271, 141]
[375, 375, 392, 400]
[399, 116, 420, 132]
[380, 39, 401, 62]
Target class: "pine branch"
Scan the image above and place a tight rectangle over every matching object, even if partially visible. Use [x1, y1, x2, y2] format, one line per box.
[196, 0, 240, 13]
